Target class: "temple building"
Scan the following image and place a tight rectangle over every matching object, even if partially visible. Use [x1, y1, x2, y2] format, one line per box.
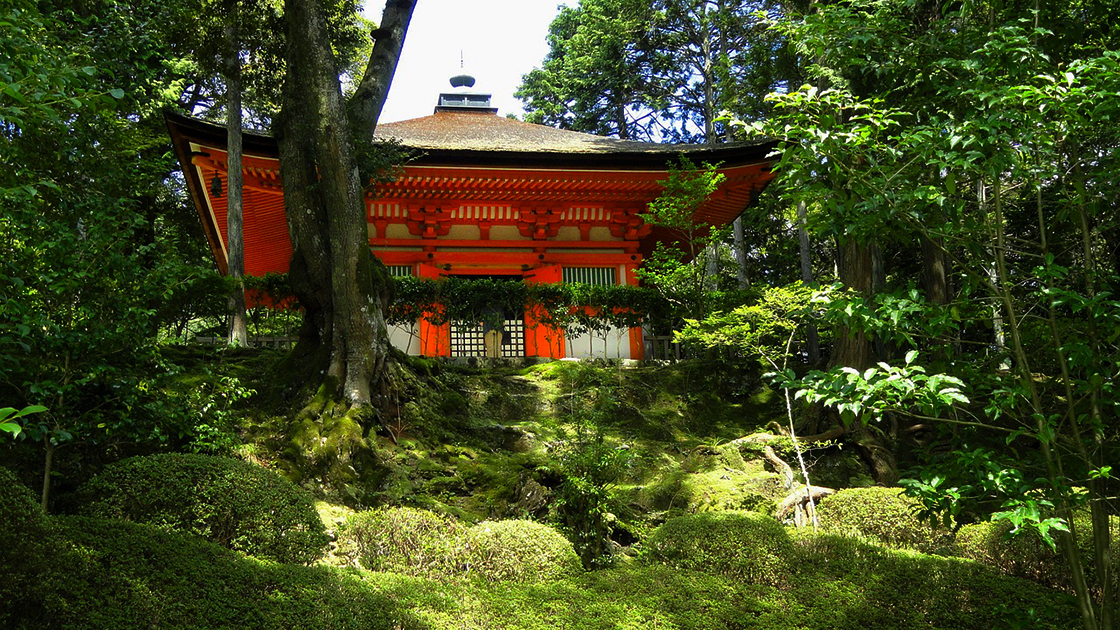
[166, 75, 775, 360]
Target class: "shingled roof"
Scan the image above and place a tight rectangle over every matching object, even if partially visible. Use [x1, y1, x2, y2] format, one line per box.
[376, 110, 678, 153]
[374, 110, 775, 168]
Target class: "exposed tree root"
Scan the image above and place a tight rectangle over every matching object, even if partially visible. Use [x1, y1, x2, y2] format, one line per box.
[776, 485, 836, 525]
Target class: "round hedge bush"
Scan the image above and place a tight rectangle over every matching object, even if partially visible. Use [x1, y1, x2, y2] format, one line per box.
[78, 453, 327, 564]
[816, 486, 953, 553]
[338, 506, 466, 575]
[339, 508, 581, 583]
[955, 513, 1119, 595]
[642, 510, 793, 585]
[453, 519, 583, 583]
[0, 466, 60, 626]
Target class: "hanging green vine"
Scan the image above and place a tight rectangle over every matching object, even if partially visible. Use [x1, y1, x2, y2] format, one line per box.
[389, 276, 668, 335]
[233, 272, 757, 337]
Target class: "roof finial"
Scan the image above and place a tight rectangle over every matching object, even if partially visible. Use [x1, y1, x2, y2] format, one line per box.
[450, 52, 475, 88]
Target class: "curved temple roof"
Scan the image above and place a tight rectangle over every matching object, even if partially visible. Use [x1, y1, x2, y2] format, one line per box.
[165, 110, 777, 276]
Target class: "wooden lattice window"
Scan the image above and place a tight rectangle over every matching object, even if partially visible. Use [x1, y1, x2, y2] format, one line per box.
[562, 267, 617, 286]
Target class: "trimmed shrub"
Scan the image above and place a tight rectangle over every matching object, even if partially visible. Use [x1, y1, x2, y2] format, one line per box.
[642, 510, 793, 585]
[24, 516, 401, 630]
[338, 508, 580, 584]
[817, 486, 953, 553]
[955, 513, 1119, 595]
[338, 506, 466, 575]
[453, 519, 583, 583]
[0, 467, 61, 626]
[787, 529, 1080, 629]
[77, 453, 327, 564]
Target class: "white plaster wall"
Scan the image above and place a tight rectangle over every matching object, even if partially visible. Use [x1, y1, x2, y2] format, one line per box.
[565, 327, 631, 359]
[388, 323, 422, 356]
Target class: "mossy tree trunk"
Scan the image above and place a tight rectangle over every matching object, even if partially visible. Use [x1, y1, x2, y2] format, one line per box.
[276, 0, 414, 417]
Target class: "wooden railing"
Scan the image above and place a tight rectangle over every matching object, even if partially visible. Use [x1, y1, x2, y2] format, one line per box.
[644, 335, 683, 361]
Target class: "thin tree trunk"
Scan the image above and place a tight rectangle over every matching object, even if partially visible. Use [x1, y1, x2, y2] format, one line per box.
[797, 201, 819, 363]
[224, 13, 249, 346]
[1070, 151, 1113, 629]
[921, 233, 951, 360]
[733, 216, 748, 289]
[348, 0, 417, 142]
[40, 438, 54, 512]
[988, 177, 1097, 630]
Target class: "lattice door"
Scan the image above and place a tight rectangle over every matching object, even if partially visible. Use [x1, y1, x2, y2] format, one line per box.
[449, 317, 525, 358]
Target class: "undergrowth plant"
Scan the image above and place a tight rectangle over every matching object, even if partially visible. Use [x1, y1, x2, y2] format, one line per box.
[553, 365, 635, 568]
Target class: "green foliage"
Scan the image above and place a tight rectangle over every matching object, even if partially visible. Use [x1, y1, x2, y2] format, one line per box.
[817, 486, 953, 553]
[676, 282, 819, 367]
[15, 510, 1080, 630]
[0, 0, 242, 505]
[637, 158, 732, 322]
[554, 426, 634, 569]
[454, 519, 583, 584]
[546, 364, 637, 568]
[643, 511, 794, 585]
[773, 349, 969, 427]
[746, 2, 1120, 622]
[518, 0, 793, 142]
[0, 405, 46, 438]
[176, 373, 256, 453]
[77, 453, 327, 564]
[338, 506, 466, 576]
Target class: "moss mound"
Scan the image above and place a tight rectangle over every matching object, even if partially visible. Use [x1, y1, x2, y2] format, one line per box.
[955, 513, 1119, 595]
[339, 506, 466, 575]
[816, 486, 953, 553]
[19, 516, 402, 630]
[0, 467, 62, 626]
[455, 519, 583, 583]
[789, 531, 1079, 629]
[339, 507, 581, 584]
[643, 510, 794, 585]
[78, 453, 327, 564]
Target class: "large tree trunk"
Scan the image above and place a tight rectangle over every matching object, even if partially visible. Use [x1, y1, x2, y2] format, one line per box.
[832, 237, 874, 370]
[277, 0, 414, 412]
[920, 233, 952, 360]
[832, 236, 897, 483]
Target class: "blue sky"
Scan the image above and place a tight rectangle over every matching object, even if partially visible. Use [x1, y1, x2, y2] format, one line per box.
[365, 0, 572, 123]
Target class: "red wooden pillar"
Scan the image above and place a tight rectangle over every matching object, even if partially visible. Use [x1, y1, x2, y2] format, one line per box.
[624, 263, 644, 360]
[524, 265, 565, 359]
[417, 263, 450, 357]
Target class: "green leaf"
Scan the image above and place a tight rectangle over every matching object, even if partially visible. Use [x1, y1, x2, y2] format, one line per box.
[108, 88, 125, 99]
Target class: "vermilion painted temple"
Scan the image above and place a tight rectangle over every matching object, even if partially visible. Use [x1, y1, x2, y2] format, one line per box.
[166, 77, 775, 360]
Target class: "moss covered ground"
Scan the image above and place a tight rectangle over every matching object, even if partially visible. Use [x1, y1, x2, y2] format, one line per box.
[0, 348, 1088, 628]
